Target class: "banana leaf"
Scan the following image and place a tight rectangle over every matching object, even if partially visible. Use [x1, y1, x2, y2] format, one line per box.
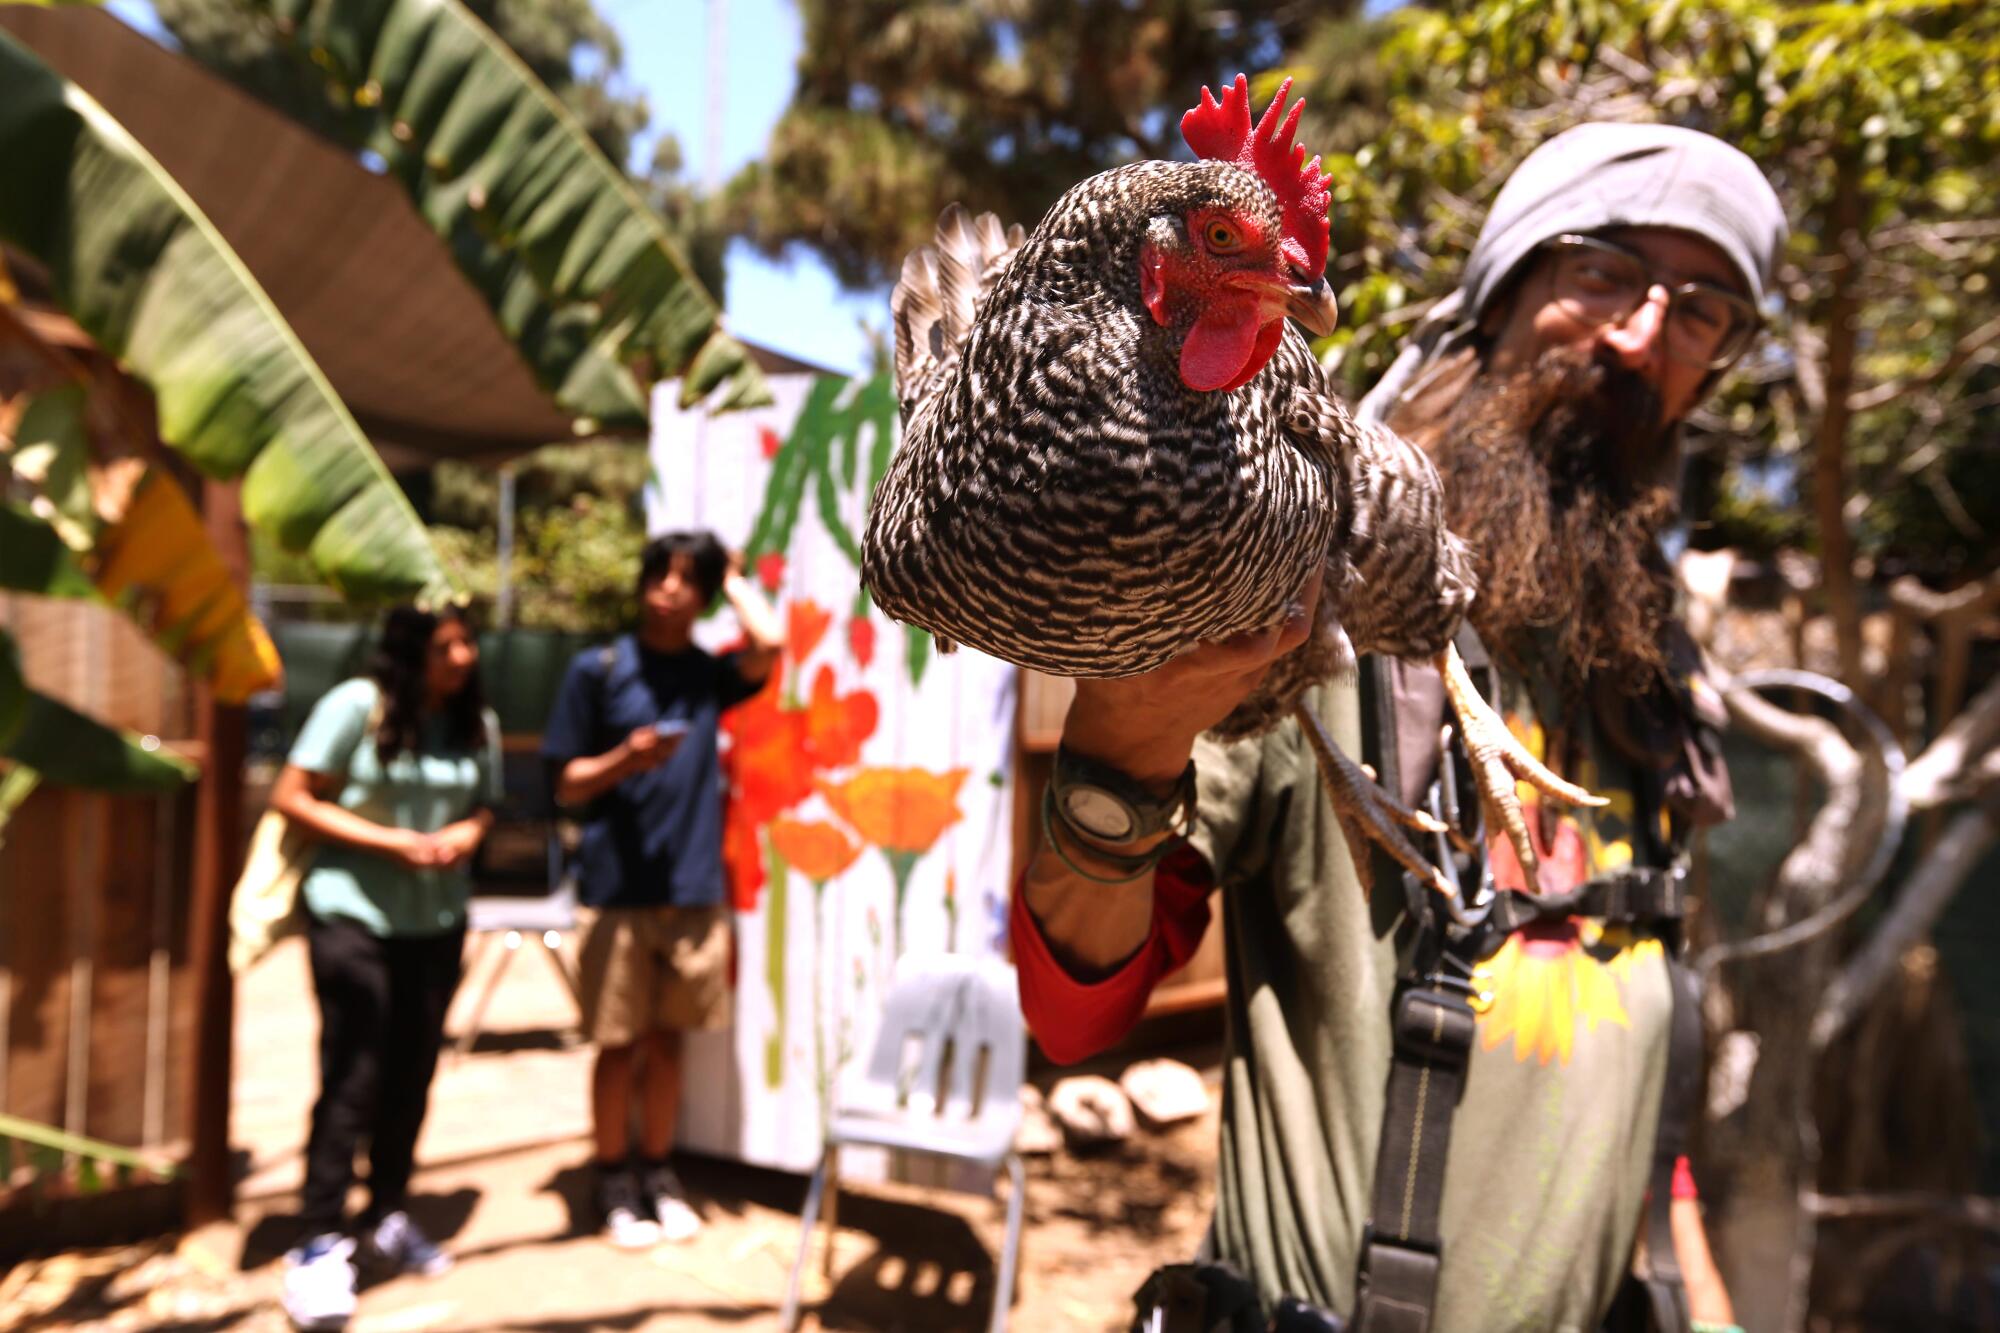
[0, 628, 194, 794]
[248, 0, 773, 415]
[0, 501, 96, 601]
[0, 30, 452, 605]
[0, 1111, 179, 1189]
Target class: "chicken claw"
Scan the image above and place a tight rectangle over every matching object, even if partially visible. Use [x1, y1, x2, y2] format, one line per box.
[1292, 702, 1455, 901]
[1436, 644, 1607, 886]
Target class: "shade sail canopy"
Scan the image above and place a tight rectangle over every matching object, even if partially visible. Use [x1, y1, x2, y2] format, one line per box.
[0, 6, 808, 466]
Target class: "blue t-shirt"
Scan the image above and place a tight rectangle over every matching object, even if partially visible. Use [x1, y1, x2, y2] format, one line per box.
[540, 635, 762, 909]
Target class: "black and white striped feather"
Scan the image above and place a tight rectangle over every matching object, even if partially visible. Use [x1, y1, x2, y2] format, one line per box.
[864, 160, 1475, 734]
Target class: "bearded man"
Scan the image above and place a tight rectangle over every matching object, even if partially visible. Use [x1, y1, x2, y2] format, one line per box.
[1012, 123, 1783, 1333]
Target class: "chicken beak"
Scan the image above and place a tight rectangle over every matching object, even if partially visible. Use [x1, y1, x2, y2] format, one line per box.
[1286, 275, 1339, 337]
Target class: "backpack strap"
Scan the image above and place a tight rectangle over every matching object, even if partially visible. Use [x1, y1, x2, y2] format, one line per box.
[1350, 651, 1489, 1333]
[1481, 865, 1688, 938]
[1352, 980, 1478, 1333]
[1634, 955, 1700, 1332]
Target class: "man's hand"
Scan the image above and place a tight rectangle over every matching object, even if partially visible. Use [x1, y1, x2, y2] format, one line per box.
[621, 724, 682, 775]
[1064, 564, 1324, 788]
[1024, 566, 1324, 978]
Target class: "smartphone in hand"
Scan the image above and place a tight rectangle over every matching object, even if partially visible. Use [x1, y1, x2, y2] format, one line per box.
[654, 718, 691, 743]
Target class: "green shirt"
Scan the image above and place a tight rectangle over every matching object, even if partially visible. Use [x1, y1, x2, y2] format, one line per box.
[288, 677, 503, 938]
[1191, 674, 1672, 1331]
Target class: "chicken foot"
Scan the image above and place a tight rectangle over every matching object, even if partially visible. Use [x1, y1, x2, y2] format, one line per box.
[1292, 701, 1455, 901]
[1436, 644, 1606, 886]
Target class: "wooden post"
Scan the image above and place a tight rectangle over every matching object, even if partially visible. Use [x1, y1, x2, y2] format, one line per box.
[185, 478, 249, 1226]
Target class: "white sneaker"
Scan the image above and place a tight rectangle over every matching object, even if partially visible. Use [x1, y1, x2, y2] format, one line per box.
[642, 1163, 703, 1243]
[366, 1209, 453, 1277]
[599, 1170, 662, 1249]
[282, 1234, 357, 1331]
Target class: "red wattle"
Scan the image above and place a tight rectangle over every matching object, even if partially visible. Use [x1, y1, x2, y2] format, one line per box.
[1223, 319, 1285, 392]
[1180, 303, 1261, 392]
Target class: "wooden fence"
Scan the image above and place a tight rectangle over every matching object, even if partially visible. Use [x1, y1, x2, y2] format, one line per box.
[0, 592, 202, 1249]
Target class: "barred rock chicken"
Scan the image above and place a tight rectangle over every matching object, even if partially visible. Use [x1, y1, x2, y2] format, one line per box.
[862, 77, 1598, 892]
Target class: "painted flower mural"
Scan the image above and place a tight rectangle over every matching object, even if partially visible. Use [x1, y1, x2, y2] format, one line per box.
[668, 369, 1013, 1167]
[817, 766, 969, 956]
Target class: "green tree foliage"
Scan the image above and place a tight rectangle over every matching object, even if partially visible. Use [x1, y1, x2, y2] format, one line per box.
[430, 441, 651, 633]
[727, 0, 1351, 289]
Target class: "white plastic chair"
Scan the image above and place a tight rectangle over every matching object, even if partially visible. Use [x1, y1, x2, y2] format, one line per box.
[452, 834, 582, 1056]
[780, 952, 1028, 1333]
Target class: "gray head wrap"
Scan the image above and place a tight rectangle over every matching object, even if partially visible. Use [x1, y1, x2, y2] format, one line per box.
[1356, 122, 1788, 425]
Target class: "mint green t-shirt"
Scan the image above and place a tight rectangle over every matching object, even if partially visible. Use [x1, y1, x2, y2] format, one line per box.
[288, 677, 503, 938]
[1191, 676, 1673, 1332]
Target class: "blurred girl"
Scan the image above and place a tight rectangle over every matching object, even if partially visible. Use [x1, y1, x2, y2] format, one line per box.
[272, 606, 500, 1331]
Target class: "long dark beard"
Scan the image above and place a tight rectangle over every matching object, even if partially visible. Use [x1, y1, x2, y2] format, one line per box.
[1400, 343, 1680, 705]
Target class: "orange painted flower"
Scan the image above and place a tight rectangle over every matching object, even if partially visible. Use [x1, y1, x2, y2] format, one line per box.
[768, 817, 863, 884]
[802, 665, 877, 770]
[1475, 920, 1630, 1066]
[719, 659, 881, 911]
[818, 766, 969, 855]
[787, 598, 832, 663]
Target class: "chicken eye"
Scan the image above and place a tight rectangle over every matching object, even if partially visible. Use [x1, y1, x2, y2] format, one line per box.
[1202, 220, 1243, 253]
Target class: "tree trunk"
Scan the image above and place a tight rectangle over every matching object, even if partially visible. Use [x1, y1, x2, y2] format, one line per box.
[1706, 686, 1873, 1332]
[1815, 153, 1867, 687]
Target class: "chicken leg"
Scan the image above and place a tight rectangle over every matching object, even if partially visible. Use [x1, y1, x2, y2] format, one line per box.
[1292, 701, 1455, 900]
[1436, 643, 1606, 886]
[1291, 644, 1605, 900]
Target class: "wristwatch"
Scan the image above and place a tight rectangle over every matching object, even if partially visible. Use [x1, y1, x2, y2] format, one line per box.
[1049, 744, 1196, 844]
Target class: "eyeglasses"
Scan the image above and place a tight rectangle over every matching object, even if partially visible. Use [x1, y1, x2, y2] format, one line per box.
[1537, 234, 1761, 369]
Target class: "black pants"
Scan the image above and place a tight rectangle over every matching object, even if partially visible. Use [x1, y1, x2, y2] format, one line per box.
[300, 915, 465, 1232]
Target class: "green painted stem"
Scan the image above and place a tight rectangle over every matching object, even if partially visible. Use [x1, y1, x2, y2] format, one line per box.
[762, 842, 789, 1090]
[885, 850, 920, 959]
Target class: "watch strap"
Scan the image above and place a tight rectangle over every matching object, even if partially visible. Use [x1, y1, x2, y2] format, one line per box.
[1050, 744, 1198, 843]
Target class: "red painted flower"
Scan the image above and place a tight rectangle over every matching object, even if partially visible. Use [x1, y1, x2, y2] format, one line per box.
[756, 552, 787, 592]
[759, 426, 782, 460]
[848, 617, 876, 668]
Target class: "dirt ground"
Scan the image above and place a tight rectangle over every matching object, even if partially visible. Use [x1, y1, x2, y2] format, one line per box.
[4, 935, 1220, 1331]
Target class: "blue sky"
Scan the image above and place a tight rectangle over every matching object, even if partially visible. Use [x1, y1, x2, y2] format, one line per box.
[106, 0, 882, 375]
[595, 0, 883, 375]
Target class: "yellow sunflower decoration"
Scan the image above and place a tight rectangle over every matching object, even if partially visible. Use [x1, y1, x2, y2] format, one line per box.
[1474, 921, 1632, 1067]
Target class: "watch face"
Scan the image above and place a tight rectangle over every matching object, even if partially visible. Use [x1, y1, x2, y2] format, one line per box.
[1063, 786, 1135, 841]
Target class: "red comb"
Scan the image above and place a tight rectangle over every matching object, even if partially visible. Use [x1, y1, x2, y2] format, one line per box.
[1181, 74, 1332, 278]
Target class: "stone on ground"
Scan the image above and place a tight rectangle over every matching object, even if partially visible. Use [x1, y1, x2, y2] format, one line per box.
[1015, 1085, 1064, 1155]
[1120, 1058, 1210, 1129]
[1047, 1074, 1134, 1145]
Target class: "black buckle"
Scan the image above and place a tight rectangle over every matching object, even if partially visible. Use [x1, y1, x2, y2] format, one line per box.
[1391, 987, 1475, 1067]
[1355, 1237, 1443, 1333]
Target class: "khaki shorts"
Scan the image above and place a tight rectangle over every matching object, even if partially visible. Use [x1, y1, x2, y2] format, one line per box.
[577, 905, 732, 1045]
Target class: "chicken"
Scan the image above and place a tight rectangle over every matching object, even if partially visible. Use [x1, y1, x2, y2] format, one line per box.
[862, 76, 1599, 894]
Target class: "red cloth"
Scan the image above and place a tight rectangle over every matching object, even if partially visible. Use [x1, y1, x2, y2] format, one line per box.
[1671, 1154, 1699, 1201]
[1010, 843, 1215, 1064]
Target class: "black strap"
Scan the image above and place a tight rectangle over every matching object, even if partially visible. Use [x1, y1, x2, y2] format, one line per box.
[1130, 1262, 1268, 1333]
[1632, 957, 1701, 1332]
[1482, 866, 1688, 937]
[1352, 986, 1477, 1333]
